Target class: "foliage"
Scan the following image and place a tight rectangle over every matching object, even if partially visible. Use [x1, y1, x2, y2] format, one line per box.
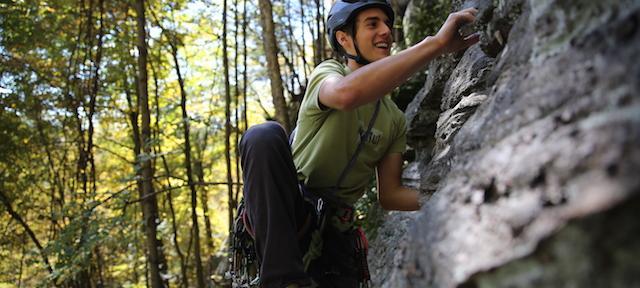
[391, 0, 450, 111]
[0, 0, 326, 286]
[404, 0, 451, 46]
[0, 0, 431, 284]
[354, 180, 386, 242]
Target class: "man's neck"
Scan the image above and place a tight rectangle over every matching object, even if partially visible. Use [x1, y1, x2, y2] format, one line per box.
[347, 58, 363, 71]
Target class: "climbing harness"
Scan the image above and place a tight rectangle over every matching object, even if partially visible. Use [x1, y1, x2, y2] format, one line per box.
[227, 100, 380, 287]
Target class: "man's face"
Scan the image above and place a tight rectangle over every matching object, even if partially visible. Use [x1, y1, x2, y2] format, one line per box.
[350, 7, 393, 62]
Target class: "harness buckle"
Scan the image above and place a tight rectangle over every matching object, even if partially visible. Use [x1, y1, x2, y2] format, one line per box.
[316, 198, 324, 216]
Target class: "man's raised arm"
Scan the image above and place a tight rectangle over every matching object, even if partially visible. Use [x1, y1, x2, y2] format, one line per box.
[319, 8, 480, 111]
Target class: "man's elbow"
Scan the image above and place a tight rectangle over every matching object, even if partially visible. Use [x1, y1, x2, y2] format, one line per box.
[378, 194, 394, 210]
[321, 94, 357, 111]
[331, 87, 362, 111]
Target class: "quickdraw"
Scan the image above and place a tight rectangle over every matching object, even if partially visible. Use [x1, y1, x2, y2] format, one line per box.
[226, 200, 260, 287]
[355, 227, 370, 288]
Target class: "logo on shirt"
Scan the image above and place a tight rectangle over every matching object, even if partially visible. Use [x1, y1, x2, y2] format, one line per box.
[359, 127, 382, 145]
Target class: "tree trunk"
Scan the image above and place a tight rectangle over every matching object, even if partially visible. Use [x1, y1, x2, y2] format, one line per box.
[242, 0, 248, 132]
[133, 1, 168, 287]
[234, 0, 242, 209]
[69, 0, 105, 284]
[95, 246, 105, 287]
[150, 48, 190, 288]
[299, 0, 309, 81]
[161, 154, 190, 288]
[87, 0, 104, 198]
[223, 0, 236, 233]
[194, 157, 215, 263]
[390, 0, 407, 50]
[314, 0, 323, 66]
[169, 38, 207, 288]
[258, 0, 291, 131]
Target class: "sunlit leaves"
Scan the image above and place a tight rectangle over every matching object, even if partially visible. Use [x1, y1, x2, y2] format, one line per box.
[0, 0, 325, 285]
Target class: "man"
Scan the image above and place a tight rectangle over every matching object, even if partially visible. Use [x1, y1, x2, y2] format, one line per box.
[239, 1, 479, 287]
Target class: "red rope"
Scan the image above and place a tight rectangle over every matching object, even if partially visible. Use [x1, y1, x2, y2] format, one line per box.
[242, 209, 256, 239]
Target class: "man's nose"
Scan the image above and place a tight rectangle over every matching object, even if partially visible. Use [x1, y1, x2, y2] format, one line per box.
[379, 23, 392, 37]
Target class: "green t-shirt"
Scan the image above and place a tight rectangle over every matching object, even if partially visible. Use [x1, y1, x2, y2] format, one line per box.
[292, 59, 407, 205]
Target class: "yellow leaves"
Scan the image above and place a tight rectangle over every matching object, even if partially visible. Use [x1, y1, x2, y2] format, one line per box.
[43, 5, 55, 14]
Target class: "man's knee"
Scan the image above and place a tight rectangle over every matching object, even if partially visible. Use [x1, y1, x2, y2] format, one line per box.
[240, 121, 288, 157]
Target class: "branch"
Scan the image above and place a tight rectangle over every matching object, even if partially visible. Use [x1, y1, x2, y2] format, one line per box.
[0, 190, 55, 277]
[93, 144, 134, 164]
[93, 182, 138, 210]
[248, 85, 274, 119]
[124, 181, 244, 205]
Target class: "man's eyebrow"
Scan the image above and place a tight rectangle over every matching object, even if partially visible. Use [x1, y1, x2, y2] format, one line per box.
[363, 16, 383, 22]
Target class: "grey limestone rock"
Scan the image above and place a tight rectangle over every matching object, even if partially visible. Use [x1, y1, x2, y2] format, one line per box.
[405, 52, 463, 164]
[369, 0, 640, 287]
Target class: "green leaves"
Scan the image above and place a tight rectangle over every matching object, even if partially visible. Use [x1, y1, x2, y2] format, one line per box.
[1, 0, 331, 285]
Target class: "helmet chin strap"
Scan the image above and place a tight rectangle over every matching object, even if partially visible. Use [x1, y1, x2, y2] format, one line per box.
[345, 38, 371, 65]
[344, 42, 371, 65]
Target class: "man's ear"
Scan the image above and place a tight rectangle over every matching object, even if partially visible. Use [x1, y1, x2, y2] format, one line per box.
[336, 30, 352, 51]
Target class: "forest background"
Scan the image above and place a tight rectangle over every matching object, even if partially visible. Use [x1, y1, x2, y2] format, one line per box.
[0, 0, 445, 287]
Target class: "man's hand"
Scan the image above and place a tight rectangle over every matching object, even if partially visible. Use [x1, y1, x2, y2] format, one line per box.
[432, 8, 480, 54]
[317, 8, 480, 111]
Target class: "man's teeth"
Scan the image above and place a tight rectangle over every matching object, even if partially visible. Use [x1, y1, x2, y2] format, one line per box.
[375, 43, 389, 48]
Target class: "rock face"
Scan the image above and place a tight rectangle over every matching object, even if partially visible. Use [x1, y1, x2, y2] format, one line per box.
[369, 0, 640, 287]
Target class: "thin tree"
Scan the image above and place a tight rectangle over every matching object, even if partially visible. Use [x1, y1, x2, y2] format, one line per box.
[85, 0, 106, 283]
[223, 0, 235, 230]
[242, 0, 248, 131]
[194, 137, 215, 266]
[168, 32, 207, 288]
[133, 0, 169, 286]
[149, 43, 190, 288]
[313, 0, 323, 66]
[299, 0, 309, 81]
[258, 0, 291, 131]
[234, 0, 241, 207]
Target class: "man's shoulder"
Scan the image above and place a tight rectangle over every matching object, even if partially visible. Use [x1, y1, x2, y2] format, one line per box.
[303, 59, 347, 107]
[379, 96, 402, 114]
[312, 59, 346, 76]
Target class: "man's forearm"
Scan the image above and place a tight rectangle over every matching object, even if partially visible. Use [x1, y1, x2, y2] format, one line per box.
[331, 37, 444, 110]
[380, 185, 420, 211]
[323, 8, 479, 110]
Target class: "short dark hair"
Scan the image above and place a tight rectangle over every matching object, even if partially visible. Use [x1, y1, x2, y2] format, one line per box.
[335, 19, 357, 62]
[332, 8, 394, 63]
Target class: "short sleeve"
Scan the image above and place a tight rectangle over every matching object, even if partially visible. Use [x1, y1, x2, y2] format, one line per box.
[301, 59, 346, 116]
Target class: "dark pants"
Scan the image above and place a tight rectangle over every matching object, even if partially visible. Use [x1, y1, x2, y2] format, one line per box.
[239, 122, 313, 288]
